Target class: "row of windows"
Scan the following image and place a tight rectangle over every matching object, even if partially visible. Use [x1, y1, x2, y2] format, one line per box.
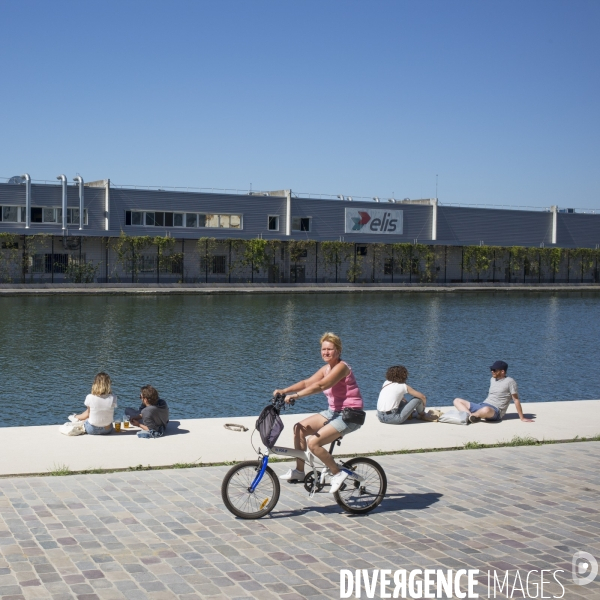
[125, 211, 242, 229]
[0, 205, 88, 225]
[123, 212, 313, 232]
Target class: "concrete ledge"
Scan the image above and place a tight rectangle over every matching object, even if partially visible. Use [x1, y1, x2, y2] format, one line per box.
[0, 400, 598, 476]
[0, 283, 598, 295]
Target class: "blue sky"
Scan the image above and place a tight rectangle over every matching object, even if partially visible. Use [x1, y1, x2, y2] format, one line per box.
[1, 0, 599, 209]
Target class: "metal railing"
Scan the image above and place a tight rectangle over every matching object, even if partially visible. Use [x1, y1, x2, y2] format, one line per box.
[2, 176, 598, 214]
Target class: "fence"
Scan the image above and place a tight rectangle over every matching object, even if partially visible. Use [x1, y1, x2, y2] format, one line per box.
[0, 233, 599, 284]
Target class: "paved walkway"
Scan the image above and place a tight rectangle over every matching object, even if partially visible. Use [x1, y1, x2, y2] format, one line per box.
[1, 401, 599, 476]
[0, 283, 598, 295]
[0, 443, 599, 600]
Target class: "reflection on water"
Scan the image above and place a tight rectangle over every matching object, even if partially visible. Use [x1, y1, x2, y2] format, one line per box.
[1, 292, 599, 426]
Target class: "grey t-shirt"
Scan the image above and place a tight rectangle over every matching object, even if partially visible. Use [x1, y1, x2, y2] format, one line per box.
[141, 399, 169, 431]
[485, 376, 518, 416]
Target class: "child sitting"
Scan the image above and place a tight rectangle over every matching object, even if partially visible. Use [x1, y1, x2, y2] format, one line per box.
[129, 385, 169, 438]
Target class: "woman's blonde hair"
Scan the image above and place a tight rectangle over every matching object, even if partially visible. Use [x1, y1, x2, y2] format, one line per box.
[320, 332, 342, 355]
[91, 372, 112, 396]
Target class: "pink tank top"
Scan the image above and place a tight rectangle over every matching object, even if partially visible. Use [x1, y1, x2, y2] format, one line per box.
[323, 361, 364, 411]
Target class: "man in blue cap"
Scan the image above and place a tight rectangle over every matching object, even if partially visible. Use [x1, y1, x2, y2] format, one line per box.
[453, 361, 534, 424]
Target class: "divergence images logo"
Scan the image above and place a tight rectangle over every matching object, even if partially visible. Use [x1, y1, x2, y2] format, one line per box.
[351, 211, 371, 231]
[572, 551, 598, 586]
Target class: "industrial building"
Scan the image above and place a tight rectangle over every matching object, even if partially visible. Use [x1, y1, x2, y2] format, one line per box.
[0, 176, 598, 283]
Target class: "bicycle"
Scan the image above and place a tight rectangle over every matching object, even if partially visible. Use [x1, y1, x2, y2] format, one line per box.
[221, 394, 387, 519]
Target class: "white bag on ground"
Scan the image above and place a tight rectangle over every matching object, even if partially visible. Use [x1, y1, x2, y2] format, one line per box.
[438, 409, 469, 425]
[59, 421, 86, 436]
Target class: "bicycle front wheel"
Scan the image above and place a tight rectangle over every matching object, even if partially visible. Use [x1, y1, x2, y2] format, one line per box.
[333, 457, 387, 514]
[221, 461, 280, 519]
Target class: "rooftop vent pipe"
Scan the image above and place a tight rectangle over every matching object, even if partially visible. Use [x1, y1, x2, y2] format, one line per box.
[21, 174, 31, 228]
[73, 176, 84, 230]
[57, 174, 67, 230]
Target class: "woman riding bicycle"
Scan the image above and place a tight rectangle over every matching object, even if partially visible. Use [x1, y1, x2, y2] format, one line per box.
[273, 332, 364, 494]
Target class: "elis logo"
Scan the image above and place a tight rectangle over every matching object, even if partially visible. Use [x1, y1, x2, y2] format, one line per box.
[345, 208, 403, 235]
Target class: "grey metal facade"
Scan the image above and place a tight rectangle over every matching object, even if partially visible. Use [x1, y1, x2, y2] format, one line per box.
[437, 206, 554, 247]
[289, 198, 433, 243]
[0, 181, 598, 248]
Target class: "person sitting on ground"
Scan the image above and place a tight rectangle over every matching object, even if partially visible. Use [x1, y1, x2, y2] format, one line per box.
[129, 385, 169, 438]
[72, 372, 117, 435]
[453, 361, 534, 424]
[273, 332, 365, 494]
[376, 365, 433, 424]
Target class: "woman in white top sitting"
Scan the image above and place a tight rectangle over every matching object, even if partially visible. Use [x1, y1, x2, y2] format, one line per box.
[376, 365, 429, 424]
[73, 372, 118, 435]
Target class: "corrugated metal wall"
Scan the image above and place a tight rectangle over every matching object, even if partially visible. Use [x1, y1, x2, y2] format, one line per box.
[1, 183, 599, 248]
[557, 213, 600, 247]
[110, 188, 288, 239]
[437, 206, 553, 246]
[0, 183, 106, 230]
[290, 198, 433, 242]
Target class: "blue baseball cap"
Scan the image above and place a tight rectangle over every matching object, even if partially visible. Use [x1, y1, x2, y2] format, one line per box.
[490, 361, 508, 372]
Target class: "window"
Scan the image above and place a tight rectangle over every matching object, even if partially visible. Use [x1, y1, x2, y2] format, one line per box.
[384, 259, 393, 275]
[268, 216, 279, 231]
[292, 217, 311, 232]
[31, 253, 69, 274]
[0, 205, 27, 223]
[213, 256, 227, 274]
[2, 206, 19, 222]
[124, 210, 242, 229]
[139, 256, 157, 272]
[66, 208, 88, 225]
[1, 240, 18, 249]
[21, 207, 88, 225]
[356, 245, 367, 256]
[43, 208, 57, 223]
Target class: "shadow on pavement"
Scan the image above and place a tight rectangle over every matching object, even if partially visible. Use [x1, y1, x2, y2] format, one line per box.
[264, 492, 443, 520]
[166, 421, 189, 435]
[502, 413, 537, 421]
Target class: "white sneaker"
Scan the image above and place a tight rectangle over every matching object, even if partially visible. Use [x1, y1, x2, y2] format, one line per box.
[329, 469, 350, 494]
[280, 468, 305, 482]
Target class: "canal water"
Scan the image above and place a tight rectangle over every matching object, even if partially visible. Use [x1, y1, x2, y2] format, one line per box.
[1, 292, 599, 427]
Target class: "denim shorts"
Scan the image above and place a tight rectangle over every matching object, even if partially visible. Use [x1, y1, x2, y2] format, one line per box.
[137, 425, 166, 439]
[319, 408, 362, 436]
[84, 421, 113, 435]
[468, 402, 501, 421]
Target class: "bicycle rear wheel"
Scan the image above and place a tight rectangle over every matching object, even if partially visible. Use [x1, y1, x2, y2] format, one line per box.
[333, 457, 387, 514]
[221, 461, 280, 519]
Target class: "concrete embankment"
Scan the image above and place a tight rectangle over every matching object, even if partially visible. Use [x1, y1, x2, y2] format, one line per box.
[1, 400, 598, 477]
[0, 283, 599, 295]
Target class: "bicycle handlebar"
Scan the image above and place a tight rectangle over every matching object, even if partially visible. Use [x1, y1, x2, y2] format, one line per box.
[272, 393, 294, 410]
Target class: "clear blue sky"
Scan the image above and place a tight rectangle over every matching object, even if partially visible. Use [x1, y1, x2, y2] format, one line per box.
[1, 0, 599, 209]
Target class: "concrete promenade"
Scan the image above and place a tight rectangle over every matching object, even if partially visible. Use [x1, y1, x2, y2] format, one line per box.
[1, 401, 599, 477]
[0, 443, 599, 599]
[0, 283, 599, 296]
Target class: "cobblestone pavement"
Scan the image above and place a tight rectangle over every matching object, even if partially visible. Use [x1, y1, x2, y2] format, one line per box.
[0, 443, 599, 600]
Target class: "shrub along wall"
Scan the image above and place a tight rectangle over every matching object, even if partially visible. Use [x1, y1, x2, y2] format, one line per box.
[0, 233, 599, 284]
